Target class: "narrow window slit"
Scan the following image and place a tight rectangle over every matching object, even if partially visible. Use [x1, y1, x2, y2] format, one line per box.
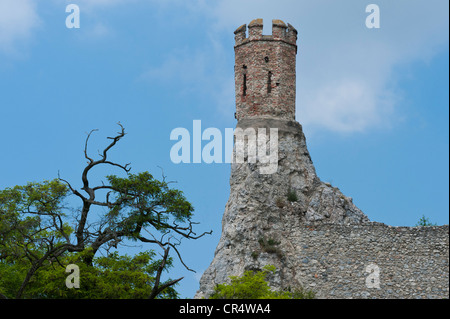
[243, 74, 247, 96]
[242, 65, 247, 97]
[267, 71, 272, 94]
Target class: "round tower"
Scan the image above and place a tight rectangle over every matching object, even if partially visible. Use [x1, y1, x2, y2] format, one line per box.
[234, 19, 298, 122]
[196, 20, 371, 299]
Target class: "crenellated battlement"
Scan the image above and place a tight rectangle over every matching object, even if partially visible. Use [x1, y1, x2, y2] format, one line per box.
[234, 19, 298, 122]
[234, 18, 298, 47]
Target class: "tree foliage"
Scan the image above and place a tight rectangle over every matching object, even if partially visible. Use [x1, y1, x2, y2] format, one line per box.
[1, 250, 178, 299]
[209, 265, 315, 299]
[0, 123, 210, 299]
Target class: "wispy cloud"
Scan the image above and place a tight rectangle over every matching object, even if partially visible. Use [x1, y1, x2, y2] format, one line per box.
[0, 0, 41, 55]
[140, 32, 233, 115]
[62, 0, 137, 11]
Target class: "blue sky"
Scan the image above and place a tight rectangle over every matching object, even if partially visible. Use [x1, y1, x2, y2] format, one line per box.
[0, 0, 448, 298]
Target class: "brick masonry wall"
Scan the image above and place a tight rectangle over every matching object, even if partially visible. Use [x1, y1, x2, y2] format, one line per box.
[234, 19, 297, 122]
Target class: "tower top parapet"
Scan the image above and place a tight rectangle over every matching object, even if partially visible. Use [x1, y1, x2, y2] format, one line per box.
[234, 19, 297, 47]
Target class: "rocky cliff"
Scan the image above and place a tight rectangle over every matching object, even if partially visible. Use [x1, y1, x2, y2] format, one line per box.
[195, 117, 374, 298]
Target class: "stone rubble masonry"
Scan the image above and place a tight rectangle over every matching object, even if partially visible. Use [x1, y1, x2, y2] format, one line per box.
[198, 216, 449, 299]
[195, 19, 449, 299]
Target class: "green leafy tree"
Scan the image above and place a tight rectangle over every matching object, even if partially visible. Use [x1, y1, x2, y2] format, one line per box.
[209, 265, 315, 299]
[25, 250, 178, 299]
[0, 124, 211, 299]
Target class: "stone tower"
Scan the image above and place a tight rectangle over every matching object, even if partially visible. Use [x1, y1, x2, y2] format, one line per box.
[234, 19, 297, 121]
[195, 19, 370, 298]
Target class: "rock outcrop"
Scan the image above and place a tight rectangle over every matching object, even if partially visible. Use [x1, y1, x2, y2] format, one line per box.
[195, 118, 370, 298]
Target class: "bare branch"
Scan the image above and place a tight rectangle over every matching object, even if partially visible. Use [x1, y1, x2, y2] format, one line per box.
[148, 245, 183, 299]
[139, 230, 199, 273]
[76, 123, 129, 248]
[84, 129, 99, 164]
[103, 161, 131, 173]
[157, 166, 177, 185]
[58, 171, 86, 201]
[92, 185, 115, 192]
[168, 242, 196, 273]
[147, 218, 212, 240]
[101, 122, 126, 161]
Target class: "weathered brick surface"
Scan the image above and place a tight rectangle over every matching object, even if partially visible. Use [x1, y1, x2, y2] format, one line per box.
[234, 19, 297, 121]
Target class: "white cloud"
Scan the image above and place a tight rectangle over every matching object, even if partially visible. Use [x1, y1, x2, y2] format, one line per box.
[0, 0, 125, 55]
[0, 0, 41, 54]
[300, 80, 396, 133]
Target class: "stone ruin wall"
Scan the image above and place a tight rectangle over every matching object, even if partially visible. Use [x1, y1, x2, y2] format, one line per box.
[273, 221, 449, 299]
